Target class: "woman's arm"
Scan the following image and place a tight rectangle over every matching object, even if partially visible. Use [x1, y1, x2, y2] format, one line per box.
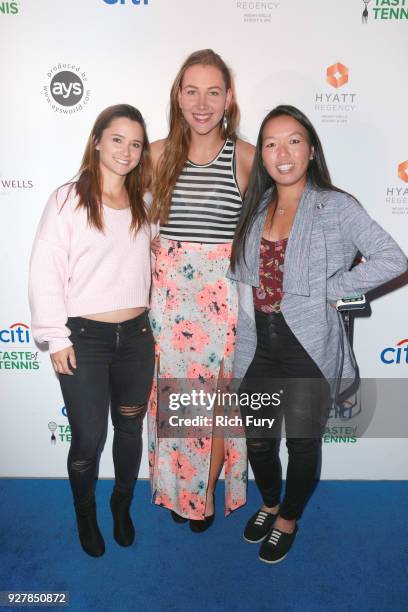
[326, 193, 407, 301]
[235, 138, 255, 197]
[28, 186, 74, 356]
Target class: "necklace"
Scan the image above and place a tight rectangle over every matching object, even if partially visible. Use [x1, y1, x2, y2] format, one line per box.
[276, 206, 286, 215]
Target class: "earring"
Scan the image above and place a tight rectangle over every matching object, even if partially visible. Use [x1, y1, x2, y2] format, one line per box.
[222, 111, 228, 132]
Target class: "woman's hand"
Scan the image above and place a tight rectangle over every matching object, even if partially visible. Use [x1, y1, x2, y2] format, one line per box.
[51, 346, 77, 375]
[150, 235, 161, 256]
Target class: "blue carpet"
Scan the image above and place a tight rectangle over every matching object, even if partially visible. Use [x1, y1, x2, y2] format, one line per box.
[0, 479, 407, 612]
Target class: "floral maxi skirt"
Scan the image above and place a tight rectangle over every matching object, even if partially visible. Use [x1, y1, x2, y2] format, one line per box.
[147, 238, 247, 519]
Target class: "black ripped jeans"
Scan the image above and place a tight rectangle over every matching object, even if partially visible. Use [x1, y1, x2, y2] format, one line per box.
[59, 312, 155, 506]
[242, 310, 330, 521]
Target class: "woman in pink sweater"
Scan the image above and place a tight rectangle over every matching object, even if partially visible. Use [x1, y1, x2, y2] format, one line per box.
[29, 104, 155, 557]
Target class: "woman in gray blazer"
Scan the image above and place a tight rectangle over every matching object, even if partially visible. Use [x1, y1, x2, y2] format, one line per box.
[229, 105, 407, 564]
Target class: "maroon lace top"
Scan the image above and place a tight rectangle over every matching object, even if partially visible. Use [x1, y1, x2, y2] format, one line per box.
[253, 236, 288, 313]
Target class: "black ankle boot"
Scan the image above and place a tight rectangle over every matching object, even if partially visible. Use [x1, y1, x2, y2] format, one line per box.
[110, 487, 135, 547]
[74, 499, 105, 557]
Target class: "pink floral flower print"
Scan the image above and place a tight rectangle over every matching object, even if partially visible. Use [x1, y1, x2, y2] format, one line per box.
[148, 379, 158, 417]
[182, 437, 212, 457]
[207, 243, 231, 260]
[172, 321, 210, 353]
[166, 242, 185, 266]
[148, 450, 155, 481]
[223, 324, 236, 359]
[187, 362, 215, 381]
[155, 491, 173, 508]
[170, 450, 197, 482]
[224, 445, 242, 476]
[178, 490, 205, 517]
[196, 281, 228, 321]
[148, 236, 246, 518]
[193, 437, 212, 457]
[165, 280, 180, 311]
[226, 494, 246, 514]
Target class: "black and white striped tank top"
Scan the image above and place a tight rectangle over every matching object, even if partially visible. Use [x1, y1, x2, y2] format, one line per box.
[160, 139, 243, 243]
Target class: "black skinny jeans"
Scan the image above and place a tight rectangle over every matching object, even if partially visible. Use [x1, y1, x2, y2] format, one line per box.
[242, 310, 329, 520]
[59, 311, 155, 506]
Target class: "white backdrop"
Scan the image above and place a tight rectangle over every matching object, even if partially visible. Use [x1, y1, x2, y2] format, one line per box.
[1, 0, 407, 479]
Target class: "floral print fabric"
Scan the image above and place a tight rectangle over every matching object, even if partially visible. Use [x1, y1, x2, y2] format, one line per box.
[253, 237, 288, 313]
[148, 238, 247, 519]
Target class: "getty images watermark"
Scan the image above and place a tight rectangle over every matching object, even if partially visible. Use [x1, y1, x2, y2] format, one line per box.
[156, 377, 408, 439]
[161, 386, 283, 432]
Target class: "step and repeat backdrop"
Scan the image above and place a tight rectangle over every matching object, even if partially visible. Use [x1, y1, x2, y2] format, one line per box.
[1, 0, 407, 479]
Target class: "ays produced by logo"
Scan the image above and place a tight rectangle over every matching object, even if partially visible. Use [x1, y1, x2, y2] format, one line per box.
[0, 323, 39, 371]
[314, 62, 357, 125]
[43, 64, 91, 114]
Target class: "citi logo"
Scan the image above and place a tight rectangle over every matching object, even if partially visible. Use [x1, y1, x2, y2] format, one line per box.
[103, 0, 149, 4]
[380, 339, 408, 364]
[0, 323, 31, 344]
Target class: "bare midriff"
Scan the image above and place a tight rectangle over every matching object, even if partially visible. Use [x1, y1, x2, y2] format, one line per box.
[81, 307, 146, 323]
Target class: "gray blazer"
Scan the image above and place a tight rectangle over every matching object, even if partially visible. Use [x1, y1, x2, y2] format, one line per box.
[228, 183, 407, 387]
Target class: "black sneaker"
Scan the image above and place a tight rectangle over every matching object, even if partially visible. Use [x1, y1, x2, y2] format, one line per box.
[259, 525, 298, 564]
[243, 509, 278, 543]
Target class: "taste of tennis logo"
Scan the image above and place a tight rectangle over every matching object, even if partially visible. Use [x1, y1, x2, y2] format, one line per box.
[314, 62, 357, 125]
[385, 161, 408, 214]
[0, 1, 19, 14]
[361, 0, 408, 22]
[48, 407, 71, 445]
[43, 64, 91, 115]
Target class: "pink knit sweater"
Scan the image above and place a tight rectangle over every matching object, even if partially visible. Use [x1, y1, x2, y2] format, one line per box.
[29, 183, 155, 354]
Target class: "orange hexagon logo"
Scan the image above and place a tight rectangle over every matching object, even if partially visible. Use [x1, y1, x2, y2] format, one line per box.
[398, 161, 408, 183]
[326, 62, 349, 88]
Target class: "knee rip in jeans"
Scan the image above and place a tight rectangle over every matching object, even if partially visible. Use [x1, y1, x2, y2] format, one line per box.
[246, 438, 273, 454]
[71, 458, 94, 473]
[119, 403, 147, 419]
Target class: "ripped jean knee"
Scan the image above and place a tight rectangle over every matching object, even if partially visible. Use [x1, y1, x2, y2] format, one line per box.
[113, 402, 147, 436]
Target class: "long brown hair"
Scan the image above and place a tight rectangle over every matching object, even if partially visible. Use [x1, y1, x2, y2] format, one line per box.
[151, 49, 239, 224]
[66, 104, 151, 233]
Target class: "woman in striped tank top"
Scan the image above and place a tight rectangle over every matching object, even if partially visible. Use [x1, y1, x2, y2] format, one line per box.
[148, 49, 254, 530]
